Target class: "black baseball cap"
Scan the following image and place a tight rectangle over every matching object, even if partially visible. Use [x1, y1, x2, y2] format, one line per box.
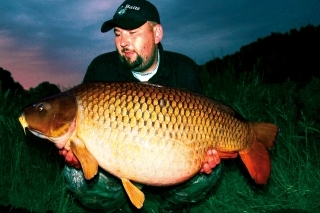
[101, 0, 160, 33]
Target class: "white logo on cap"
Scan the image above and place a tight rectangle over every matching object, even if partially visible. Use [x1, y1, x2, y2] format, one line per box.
[116, 4, 140, 16]
[118, 9, 126, 15]
[124, 4, 140, 10]
[116, 6, 126, 16]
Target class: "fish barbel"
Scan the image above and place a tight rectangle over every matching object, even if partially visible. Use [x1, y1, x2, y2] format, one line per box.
[19, 82, 278, 208]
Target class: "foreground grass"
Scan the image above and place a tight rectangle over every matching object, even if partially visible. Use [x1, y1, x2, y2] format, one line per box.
[0, 74, 319, 212]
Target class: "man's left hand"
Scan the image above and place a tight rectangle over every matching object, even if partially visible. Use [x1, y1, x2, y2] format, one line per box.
[200, 149, 221, 174]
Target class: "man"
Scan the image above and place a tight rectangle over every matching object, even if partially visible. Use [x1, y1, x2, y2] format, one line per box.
[60, 0, 222, 212]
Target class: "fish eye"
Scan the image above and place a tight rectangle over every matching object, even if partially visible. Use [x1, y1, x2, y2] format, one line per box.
[36, 103, 45, 112]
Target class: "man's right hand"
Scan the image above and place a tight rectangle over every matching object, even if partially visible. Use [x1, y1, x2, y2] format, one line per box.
[59, 148, 81, 169]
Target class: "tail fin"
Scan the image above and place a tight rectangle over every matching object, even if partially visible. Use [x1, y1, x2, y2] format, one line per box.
[239, 122, 279, 184]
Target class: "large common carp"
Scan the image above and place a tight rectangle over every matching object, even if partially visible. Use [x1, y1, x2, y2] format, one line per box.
[19, 82, 278, 208]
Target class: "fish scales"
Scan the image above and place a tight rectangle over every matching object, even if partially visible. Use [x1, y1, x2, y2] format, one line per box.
[68, 82, 251, 185]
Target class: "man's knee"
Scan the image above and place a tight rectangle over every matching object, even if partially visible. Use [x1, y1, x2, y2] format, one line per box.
[63, 165, 128, 212]
[161, 162, 223, 211]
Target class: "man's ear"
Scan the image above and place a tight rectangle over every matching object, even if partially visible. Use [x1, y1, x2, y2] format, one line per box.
[154, 24, 163, 44]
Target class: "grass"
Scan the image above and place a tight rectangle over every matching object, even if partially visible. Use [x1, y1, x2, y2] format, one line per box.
[0, 72, 319, 212]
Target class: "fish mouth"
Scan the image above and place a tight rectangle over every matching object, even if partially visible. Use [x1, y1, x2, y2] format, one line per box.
[18, 115, 49, 139]
[18, 114, 28, 135]
[18, 114, 74, 149]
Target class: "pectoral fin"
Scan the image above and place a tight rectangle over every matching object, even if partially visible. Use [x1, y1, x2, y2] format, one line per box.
[70, 139, 98, 180]
[121, 178, 145, 209]
[217, 151, 238, 159]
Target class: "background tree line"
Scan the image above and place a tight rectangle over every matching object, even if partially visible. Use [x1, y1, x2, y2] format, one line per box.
[204, 24, 320, 84]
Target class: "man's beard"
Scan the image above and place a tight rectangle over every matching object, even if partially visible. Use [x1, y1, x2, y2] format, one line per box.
[119, 49, 156, 72]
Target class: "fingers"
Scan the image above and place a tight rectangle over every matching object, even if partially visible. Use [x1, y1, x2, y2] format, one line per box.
[58, 148, 81, 169]
[207, 149, 220, 165]
[66, 149, 81, 168]
[71, 153, 81, 169]
[200, 163, 212, 174]
[58, 149, 67, 156]
[208, 149, 220, 166]
[200, 149, 221, 174]
[65, 149, 74, 162]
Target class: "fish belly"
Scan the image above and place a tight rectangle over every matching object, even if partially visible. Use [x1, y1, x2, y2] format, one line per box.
[76, 116, 207, 186]
[72, 82, 250, 186]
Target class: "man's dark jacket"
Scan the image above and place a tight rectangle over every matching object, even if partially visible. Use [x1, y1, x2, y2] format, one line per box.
[83, 44, 203, 94]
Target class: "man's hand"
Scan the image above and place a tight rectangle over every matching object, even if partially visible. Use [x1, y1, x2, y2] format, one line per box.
[200, 149, 221, 174]
[59, 148, 81, 169]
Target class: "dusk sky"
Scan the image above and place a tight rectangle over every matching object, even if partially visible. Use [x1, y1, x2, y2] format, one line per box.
[1, 0, 320, 89]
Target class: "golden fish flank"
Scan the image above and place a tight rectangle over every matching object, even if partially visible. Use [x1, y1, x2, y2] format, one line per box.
[19, 82, 279, 209]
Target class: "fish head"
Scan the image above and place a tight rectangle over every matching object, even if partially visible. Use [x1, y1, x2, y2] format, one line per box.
[19, 91, 77, 148]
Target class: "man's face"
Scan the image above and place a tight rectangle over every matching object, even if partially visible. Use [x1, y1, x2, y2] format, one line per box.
[114, 22, 160, 72]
